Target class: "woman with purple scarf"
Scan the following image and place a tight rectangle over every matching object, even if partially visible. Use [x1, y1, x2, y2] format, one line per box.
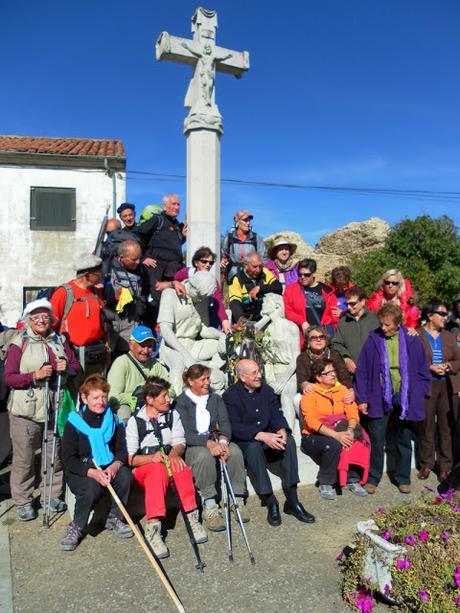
[354, 303, 431, 495]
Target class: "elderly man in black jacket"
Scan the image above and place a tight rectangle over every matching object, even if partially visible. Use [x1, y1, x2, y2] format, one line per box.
[223, 359, 315, 527]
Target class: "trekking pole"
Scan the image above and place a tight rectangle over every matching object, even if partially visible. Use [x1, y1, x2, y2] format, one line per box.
[41, 362, 51, 526]
[212, 424, 256, 565]
[219, 455, 233, 561]
[93, 460, 185, 613]
[162, 452, 206, 573]
[44, 369, 64, 528]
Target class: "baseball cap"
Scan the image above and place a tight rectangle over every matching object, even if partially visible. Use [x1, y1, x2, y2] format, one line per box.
[130, 325, 154, 343]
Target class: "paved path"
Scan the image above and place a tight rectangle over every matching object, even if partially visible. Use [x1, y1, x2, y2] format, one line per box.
[3, 470, 440, 613]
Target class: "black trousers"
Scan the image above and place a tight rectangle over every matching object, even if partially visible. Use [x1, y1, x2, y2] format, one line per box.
[301, 434, 362, 486]
[66, 466, 133, 529]
[237, 435, 299, 497]
[368, 412, 416, 486]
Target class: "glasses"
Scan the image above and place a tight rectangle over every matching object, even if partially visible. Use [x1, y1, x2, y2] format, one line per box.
[299, 272, 313, 278]
[29, 315, 51, 323]
[433, 311, 448, 317]
[346, 301, 359, 307]
[309, 335, 325, 341]
[199, 259, 215, 266]
[384, 280, 400, 286]
[240, 217, 252, 222]
[321, 370, 336, 377]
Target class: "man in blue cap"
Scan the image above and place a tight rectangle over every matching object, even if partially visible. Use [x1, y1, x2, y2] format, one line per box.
[107, 325, 171, 422]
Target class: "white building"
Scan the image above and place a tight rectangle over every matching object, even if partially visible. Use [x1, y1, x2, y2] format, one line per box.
[0, 135, 126, 325]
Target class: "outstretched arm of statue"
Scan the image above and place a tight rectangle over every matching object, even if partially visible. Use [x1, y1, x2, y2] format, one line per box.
[199, 324, 222, 340]
[271, 362, 297, 395]
[182, 41, 201, 58]
[160, 322, 195, 367]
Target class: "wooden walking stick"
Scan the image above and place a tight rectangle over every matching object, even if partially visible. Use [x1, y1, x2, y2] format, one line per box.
[93, 461, 185, 613]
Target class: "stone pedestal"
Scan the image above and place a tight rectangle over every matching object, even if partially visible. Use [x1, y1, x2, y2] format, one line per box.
[185, 128, 221, 265]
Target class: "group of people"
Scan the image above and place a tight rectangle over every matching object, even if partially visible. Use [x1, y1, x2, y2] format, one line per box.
[1, 196, 459, 564]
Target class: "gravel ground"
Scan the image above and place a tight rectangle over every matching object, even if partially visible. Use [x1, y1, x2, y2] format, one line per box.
[5, 470, 440, 613]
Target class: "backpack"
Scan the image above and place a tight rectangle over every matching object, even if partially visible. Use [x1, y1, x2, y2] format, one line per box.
[133, 407, 173, 455]
[139, 204, 162, 225]
[52, 284, 103, 335]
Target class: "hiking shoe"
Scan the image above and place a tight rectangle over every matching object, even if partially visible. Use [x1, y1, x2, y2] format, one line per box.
[49, 498, 67, 513]
[187, 509, 208, 544]
[319, 485, 336, 501]
[105, 513, 134, 539]
[202, 506, 226, 532]
[347, 482, 369, 497]
[145, 522, 169, 559]
[231, 501, 250, 523]
[60, 522, 83, 551]
[398, 484, 411, 494]
[16, 503, 37, 522]
[364, 483, 377, 495]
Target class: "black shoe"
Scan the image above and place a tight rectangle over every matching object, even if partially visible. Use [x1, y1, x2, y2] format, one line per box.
[267, 498, 281, 527]
[283, 501, 315, 524]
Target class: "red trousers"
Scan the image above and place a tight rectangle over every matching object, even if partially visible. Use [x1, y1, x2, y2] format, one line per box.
[134, 462, 196, 519]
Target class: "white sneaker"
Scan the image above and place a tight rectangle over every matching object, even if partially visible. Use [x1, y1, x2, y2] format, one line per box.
[319, 484, 336, 500]
[145, 522, 169, 559]
[187, 509, 208, 544]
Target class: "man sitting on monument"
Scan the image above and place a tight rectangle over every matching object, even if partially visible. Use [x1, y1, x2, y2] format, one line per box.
[221, 210, 266, 283]
[118, 202, 138, 232]
[157, 270, 226, 395]
[101, 204, 140, 275]
[134, 193, 187, 311]
[223, 359, 315, 527]
[103, 240, 151, 357]
[228, 252, 282, 324]
[107, 325, 171, 423]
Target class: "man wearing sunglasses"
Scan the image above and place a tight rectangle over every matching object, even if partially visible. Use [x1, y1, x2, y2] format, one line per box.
[331, 287, 379, 376]
[221, 209, 266, 283]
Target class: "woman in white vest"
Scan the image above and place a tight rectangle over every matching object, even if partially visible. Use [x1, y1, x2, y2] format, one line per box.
[4, 299, 80, 522]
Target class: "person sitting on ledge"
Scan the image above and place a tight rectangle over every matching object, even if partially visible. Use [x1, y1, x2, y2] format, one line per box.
[300, 358, 368, 500]
[60, 375, 133, 551]
[223, 359, 315, 527]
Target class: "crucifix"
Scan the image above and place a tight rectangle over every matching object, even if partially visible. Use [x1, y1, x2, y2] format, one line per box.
[156, 7, 250, 266]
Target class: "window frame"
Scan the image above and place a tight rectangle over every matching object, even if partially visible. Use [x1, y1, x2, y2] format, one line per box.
[30, 186, 76, 231]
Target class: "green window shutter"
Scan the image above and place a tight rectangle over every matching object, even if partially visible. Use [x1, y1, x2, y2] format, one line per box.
[30, 187, 76, 231]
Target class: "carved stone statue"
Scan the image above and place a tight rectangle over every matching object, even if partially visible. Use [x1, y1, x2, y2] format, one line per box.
[158, 271, 226, 394]
[256, 293, 301, 430]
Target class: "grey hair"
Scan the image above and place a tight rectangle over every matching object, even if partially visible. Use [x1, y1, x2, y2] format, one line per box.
[162, 193, 179, 207]
[375, 268, 406, 297]
[118, 239, 141, 257]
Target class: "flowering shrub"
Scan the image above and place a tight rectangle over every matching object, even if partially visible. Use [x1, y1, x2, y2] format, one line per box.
[339, 489, 460, 612]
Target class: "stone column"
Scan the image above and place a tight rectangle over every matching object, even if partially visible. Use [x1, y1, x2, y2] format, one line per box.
[185, 129, 221, 265]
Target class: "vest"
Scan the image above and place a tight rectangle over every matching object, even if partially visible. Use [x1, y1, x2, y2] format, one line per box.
[7, 327, 67, 422]
[147, 213, 183, 262]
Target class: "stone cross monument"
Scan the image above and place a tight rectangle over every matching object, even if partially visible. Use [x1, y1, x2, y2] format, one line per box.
[156, 7, 250, 264]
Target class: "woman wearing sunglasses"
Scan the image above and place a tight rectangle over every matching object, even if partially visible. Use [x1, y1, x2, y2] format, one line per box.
[367, 268, 419, 328]
[174, 246, 231, 334]
[416, 298, 460, 482]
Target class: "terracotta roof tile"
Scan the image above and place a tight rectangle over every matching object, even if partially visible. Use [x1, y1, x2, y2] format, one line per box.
[0, 135, 125, 158]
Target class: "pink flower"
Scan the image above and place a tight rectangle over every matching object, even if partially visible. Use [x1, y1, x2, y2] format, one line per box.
[393, 535, 400, 543]
[383, 530, 392, 541]
[404, 534, 416, 546]
[396, 559, 410, 570]
[433, 497, 442, 505]
[384, 584, 391, 595]
[418, 530, 429, 542]
[442, 531, 450, 541]
[336, 551, 344, 561]
[454, 596, 460, 607]
[418, 590, 430, 602]
[355, 589, 376, 612]
[454, 566, 460, 588]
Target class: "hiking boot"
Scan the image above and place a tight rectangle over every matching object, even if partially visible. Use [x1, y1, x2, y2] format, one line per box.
[346, 482, 369, 497]
[398, 484, 411, 494]
[16, 503, 37, 522]
[145, 522, 169, 559]
[417, 467, 431, 480]
[364, 483, 377, 495]
[60, 522, 83, 551]
[187, 510, 208, 544]
[231, 501, 250, 523]
[105, 513, 134, 538]
[202, 506, 226, 532]
[319, 485, 336, 500]
[49, 498, 67, 513]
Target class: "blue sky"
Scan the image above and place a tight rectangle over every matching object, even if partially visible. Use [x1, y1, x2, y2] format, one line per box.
[2, 0, 460, 245]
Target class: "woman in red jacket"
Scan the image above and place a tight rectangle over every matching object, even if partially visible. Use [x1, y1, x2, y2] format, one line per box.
[367, 269, 419, 328]
[283, 258, 338, 351]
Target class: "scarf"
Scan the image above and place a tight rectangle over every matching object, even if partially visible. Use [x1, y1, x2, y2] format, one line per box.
[275, 256, 296, 272]
[185, 388, 210, 434]
[377, 329, 410, 420]
[68, 406, 117, 466]
[306, 347, 331, 362]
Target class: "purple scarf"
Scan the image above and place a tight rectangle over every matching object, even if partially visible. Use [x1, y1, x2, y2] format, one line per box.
[377, 328, 410, 420]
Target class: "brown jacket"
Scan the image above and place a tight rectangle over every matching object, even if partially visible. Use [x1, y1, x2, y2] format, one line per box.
[418, 328, 460, 395]
[296, 348, 353, 392]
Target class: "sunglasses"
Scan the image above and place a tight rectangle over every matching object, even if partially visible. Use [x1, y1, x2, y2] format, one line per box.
[240, 217, 252, 222]
[432, 311, 448, 317]
[321, 370, 336, 376]
[346, 301, 359, 307]
[384, 280, 400, 286]
[309, 335, 325, 341]
[299, 272, 313, 278]
[199, 259, 214, 266]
